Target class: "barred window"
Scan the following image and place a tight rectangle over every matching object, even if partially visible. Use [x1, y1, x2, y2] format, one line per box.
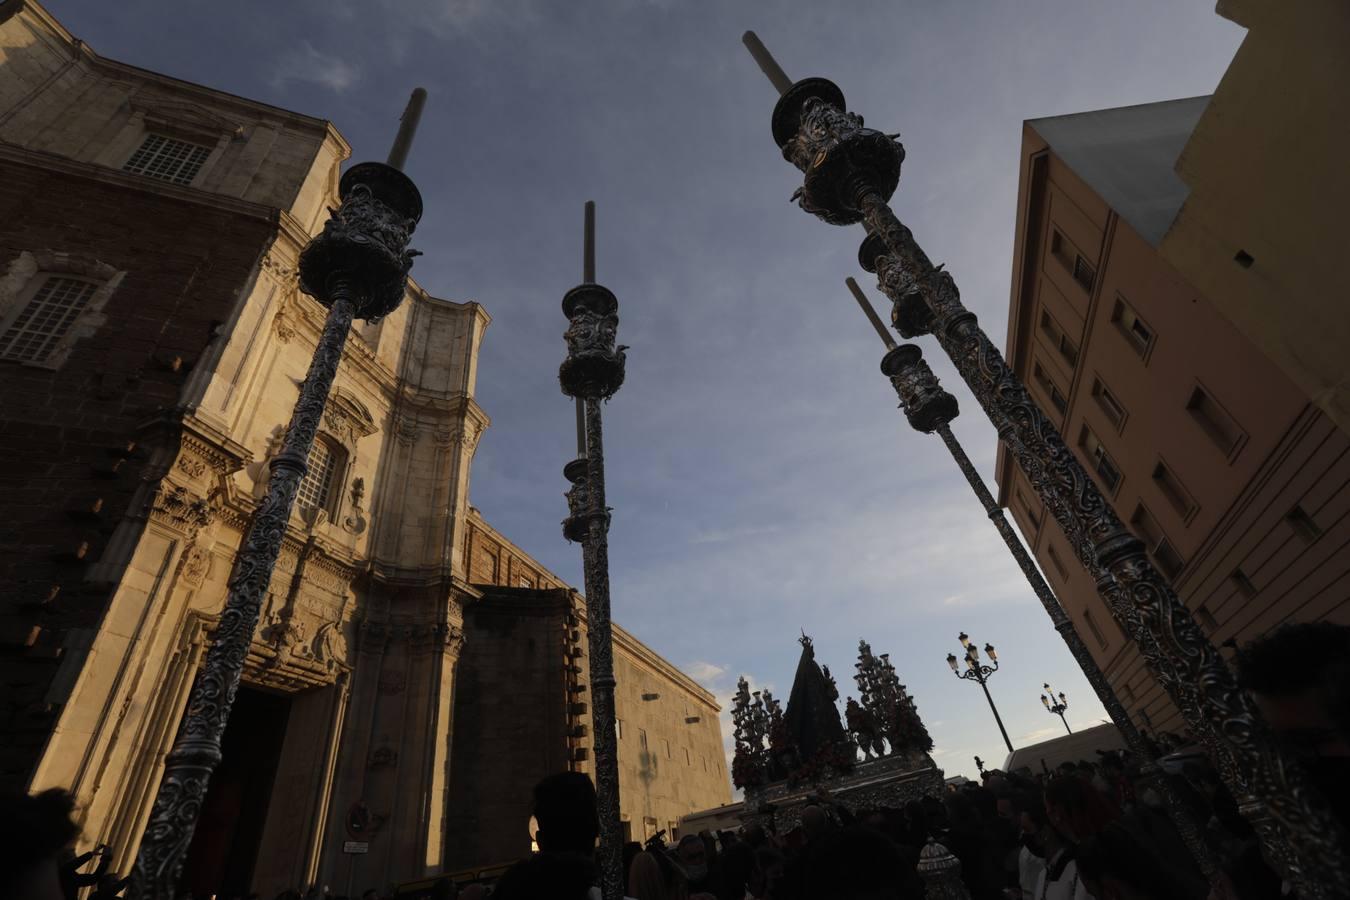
[297, 439, 342, 513]
[123, 134, 212, 185]
[0, 276, 99, 363]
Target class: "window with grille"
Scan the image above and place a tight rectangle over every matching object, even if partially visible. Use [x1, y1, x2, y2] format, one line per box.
[123, 133, 212, 185]
[1091, 378, 1127, 431]
[1078, 426, 1121, 494]
[1130, 503, 1184, 579]
[297, 439, 341, 512]
[1186, 385, 1245, 457]
[0, 276, 99, 363]
[1111, 297, 1155, 357]
[1032, 362, 1069, 414]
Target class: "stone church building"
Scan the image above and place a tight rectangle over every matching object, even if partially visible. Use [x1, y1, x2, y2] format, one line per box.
[0, 3, 729, 895]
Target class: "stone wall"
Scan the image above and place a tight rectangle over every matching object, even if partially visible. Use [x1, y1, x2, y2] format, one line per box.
[0, 148, 276, 787]
[445, 587, 571, 869]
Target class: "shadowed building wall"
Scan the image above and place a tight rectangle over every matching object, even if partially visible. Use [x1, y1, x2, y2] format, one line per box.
[997, 95, 1350, 736]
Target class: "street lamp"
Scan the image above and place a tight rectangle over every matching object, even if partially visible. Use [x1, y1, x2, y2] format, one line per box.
[1041, 683, 1071, 734]
[946, 633, 1013, 754]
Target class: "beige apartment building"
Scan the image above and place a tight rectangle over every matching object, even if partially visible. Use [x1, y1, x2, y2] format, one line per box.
[0, 3, 727, 896]
[996, 95, 1350, 736]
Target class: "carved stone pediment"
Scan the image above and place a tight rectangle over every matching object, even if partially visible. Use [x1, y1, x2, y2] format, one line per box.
[128, 94, 245, 139]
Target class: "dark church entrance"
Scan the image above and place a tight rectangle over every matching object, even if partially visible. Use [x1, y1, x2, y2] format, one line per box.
[178, 685, 291, 898]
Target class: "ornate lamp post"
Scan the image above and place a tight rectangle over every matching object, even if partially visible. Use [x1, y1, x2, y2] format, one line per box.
[946, 633, 1013, 754]
[1042, 683, 1071, 734]
[842, 285, 1214, 875]
[560, 200, 627, 900]
[130, 90, 427, 900]
[744, 30, 1347, 894]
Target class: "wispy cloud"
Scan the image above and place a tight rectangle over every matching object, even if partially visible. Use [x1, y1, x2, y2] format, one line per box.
[271, 42, 361, 93]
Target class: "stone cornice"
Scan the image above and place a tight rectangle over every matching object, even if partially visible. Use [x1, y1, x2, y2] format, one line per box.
[18, 1, 348, 154]
[0, 141, 283, 223]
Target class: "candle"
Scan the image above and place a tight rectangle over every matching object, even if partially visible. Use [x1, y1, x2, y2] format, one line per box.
[584, 199, 596, 284]
[386, 87, 427, 171]
[845, 277, 897, 349]
[741, 31, 793, 96]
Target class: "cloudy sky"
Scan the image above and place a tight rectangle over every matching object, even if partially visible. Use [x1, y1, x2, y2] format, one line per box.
[52, 0, 1244, 779]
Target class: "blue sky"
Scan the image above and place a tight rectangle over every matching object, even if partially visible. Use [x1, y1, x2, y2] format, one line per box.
[51, 0, 1245, 780]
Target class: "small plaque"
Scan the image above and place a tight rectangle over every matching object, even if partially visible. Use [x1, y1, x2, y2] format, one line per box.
[343, 841, 369, 854]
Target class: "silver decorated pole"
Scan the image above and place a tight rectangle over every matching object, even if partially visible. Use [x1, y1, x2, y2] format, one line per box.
[560, 200, 626, 900]
[130, 92, 426, 900]
[845, 280, 1217, 878]
[743, 32, 1349, 894]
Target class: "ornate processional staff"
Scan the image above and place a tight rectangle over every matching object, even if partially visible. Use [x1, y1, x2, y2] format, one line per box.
[561, 200, 627, 900]
[844, 279, 1216, 878]
[130, 90, 427, 900]
[742, 31, 1347, 896]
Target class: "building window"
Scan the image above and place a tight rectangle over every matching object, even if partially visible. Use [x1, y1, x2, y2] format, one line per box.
[297, 438, 343, 514]
[1286, 504, 1323, 543]
[1083, 610, 1108, 650]
[684, 747, 691, 765]
[1111, 297, 1155, 358]
[662, 738, 671, 760]
[1121, 684, 1135, 705]
[1151, 460, 1198, 522]
[1130, 504, 1185, 580]
[518, 575, 533, 588]
[0, 275, 99, 363]
[1015, 487, 1041, 532]
[1078, 426, 1121, 495]
[1231, 568, 1258, 599]
[1194, 605, 1218, 633]
[1032, 361, 1069, 414]
[1072, 256, 1096, 293]
[1038, 311, 1079, 368]
[616, 719, 624, 740]
[1045, 543, 1070, 581]
[1186, 385, 1245, 458]
[123, 133, 213, 185]
[639, 729, 648, 751]
[1090, 378, 1127, 431]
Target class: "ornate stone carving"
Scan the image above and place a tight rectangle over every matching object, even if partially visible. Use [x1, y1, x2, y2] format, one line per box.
[176, 544, 211, 588]
[175, 455, 209, 479]
[273, 311, 297, 344]
[342, 477, 368, 535]
[150, 486, 214, 537]
[368, 746, 398, 769]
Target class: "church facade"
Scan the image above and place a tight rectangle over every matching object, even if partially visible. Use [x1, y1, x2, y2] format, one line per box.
[0, 3, 729, 896]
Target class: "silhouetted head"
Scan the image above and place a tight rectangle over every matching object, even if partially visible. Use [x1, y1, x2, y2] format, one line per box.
[532, 772, 600, 856]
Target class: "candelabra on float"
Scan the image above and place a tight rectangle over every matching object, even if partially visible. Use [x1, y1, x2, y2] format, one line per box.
[560, 200, 627, 900]
[742, 30, 1346, 894]
[945, 633, 1013, 754]
[1041, 684, 1071, 734]
[130, 90, 427, 900]
[842, 281, 1214, 875]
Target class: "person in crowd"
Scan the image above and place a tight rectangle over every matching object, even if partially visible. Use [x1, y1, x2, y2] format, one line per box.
[628, 849, 687, 900]
[746, 847, 783, 900]
[1076, 824, 1202, 900]
[800, 825, 920, 900]
[1024, 793, 1091, 900]
[531, 772, 600, 858]
[0, 788, 80, 900]
[1236, 622, 1350, 826]
[675, 833, 721, 899]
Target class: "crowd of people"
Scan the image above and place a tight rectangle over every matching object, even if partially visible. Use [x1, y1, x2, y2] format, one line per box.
[3, 622, 1346, 900]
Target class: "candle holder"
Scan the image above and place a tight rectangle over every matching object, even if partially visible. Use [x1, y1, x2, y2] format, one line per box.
[559, 201, 626, 900]
[745, 32, 1345, 895]
[130, 92, 426, 900]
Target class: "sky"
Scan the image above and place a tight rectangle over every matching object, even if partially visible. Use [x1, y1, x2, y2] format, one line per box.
[48, 0, 1245, 782]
